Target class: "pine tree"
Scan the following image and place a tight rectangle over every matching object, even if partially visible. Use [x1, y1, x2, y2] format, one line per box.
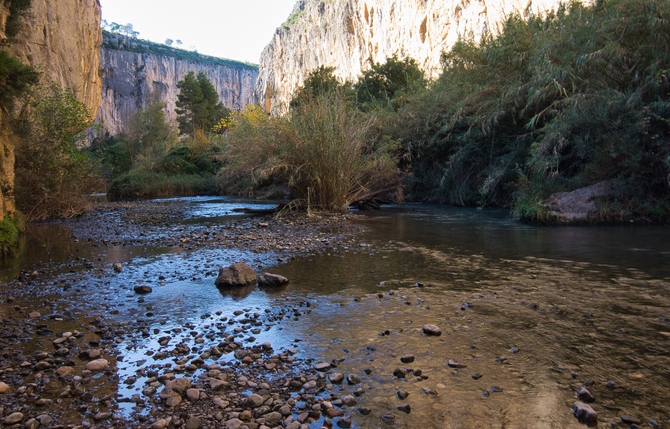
[175, 71, 229, 136]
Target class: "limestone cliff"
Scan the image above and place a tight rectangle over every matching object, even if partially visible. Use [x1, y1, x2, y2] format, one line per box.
[0, 0, 102, 220]
[95, 33, 259, 137]
[257, 0, 581, 112]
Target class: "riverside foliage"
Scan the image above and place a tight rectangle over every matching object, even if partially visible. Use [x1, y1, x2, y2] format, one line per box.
[390, 0, 670, 222]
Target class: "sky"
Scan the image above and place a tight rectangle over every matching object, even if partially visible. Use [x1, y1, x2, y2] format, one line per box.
[98, 0, 298, 64]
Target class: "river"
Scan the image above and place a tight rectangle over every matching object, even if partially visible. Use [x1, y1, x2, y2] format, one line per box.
[1, 198, 668, 428]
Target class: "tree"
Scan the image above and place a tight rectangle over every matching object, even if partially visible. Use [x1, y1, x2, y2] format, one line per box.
[14, 85, 103, 220]
[165, 38, 174, 46]
[354, 55, 425, 110]
[175, 71, 229, 136]
[290, 66, 349, 108]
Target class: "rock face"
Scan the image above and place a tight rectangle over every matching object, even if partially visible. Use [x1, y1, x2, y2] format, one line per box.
[94, 33, 259, 137]
[256, 0, 583, 112]
[0, 0, 102, 219]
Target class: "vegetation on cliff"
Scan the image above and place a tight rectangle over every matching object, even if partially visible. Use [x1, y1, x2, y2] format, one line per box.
[101, 30, 258, 71]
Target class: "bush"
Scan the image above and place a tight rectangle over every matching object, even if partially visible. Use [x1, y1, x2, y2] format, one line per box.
[107, 169, 218, 201]
[220, 93, 401, 211]
[14, 85, 104, 221]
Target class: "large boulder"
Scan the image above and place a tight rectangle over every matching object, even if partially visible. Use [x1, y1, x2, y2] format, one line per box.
[215, 262, 257, 288]
[542, 180, 613, 223]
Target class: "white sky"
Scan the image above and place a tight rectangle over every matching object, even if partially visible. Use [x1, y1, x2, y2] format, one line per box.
[98, 0, 298, 64]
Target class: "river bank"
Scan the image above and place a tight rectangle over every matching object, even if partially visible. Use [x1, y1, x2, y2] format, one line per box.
[1, 199, 669, 429]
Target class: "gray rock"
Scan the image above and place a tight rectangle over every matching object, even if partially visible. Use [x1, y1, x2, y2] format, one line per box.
[166, 378, 191, 394]
[542, 180, 613, 222]
[215, 262, 257, 288]
[346, 374, 361, 385]
[263, 411, 283, 424]
[329, 372, 344, 384]
[224, 418, 243, 429]
[246, 393, 265, 408]
[258, 273, 289, 287]
[314, 362, 331, 371]
[620, 415, 641, 425]
[573, 401, 598, 424]
[186, 388, 200, 402]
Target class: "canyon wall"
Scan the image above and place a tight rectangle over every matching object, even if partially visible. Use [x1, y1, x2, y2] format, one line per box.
[95, 34, 259, 137]
[1, 0, 102, 219]
[256, 0, 579, 112]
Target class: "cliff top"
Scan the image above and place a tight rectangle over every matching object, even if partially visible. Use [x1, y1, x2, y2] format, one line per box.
[102, 30, 259, 71]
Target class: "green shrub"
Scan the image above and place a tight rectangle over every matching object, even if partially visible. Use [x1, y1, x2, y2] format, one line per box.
[107, 169, 218, 201]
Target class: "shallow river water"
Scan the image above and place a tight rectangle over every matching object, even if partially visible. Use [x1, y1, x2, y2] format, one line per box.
[1, 199, 669, 429]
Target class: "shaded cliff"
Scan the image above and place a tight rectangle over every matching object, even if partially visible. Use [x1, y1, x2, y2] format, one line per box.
[0, 0, 102, 220]
[256, 0, 581, 112]
[96, 33, 259, 137]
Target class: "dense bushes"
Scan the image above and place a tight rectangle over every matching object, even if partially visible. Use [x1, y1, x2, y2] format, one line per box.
[107, 144, 221, 200]
[219, 93, 401, 211]
[390, 0, 670, 222]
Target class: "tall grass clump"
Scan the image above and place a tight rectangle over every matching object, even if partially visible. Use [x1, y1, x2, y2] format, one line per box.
[392, 0, 670, 222]
[219, 92, 401, 211]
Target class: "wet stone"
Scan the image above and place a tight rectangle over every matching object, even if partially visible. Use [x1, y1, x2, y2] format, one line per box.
[447, 359, 467, 368]
[400, 355, 415, 363]
[246, 393, 265, 408]
[357, 407, 372, 415]
[573, 401, 598, 424]
[397, 404, 411, 414]
[315, 362, 331, 371]
[577, 387, 595, 403]
[346, 374, 361, 385]
[134, 285, 153, 294]
[329, 372, 344, 384]
[337, 417, 352, 428]
[397, 390, 409, 400]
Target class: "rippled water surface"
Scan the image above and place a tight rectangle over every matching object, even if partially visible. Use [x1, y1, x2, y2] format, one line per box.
[1, 200, 669, 428]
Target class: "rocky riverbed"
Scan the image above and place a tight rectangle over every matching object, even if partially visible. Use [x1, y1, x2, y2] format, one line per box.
[1, 199, 669, 429]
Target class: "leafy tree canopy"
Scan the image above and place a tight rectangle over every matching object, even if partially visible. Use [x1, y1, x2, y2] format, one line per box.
[354, 55, 425, 110]
[175, 71, 229, 136]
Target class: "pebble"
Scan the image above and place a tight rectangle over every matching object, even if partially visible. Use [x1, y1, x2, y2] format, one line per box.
[422, 324, 442, 336]
[315, 362, 331, 371]
[447, 359, 467, 368]
[0, 381, 9, 393]
[397, 404, 411, 414]
[85, 359, 109, 371]
[329, 372, 344, 384]
[134, 285, 153, 294]
[620, 415, 641, 425]
[346, 374, 361, 385]
[397, 390, 409, 400]
[3, 412, 24, 425]
[401, 354, 415, 363]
